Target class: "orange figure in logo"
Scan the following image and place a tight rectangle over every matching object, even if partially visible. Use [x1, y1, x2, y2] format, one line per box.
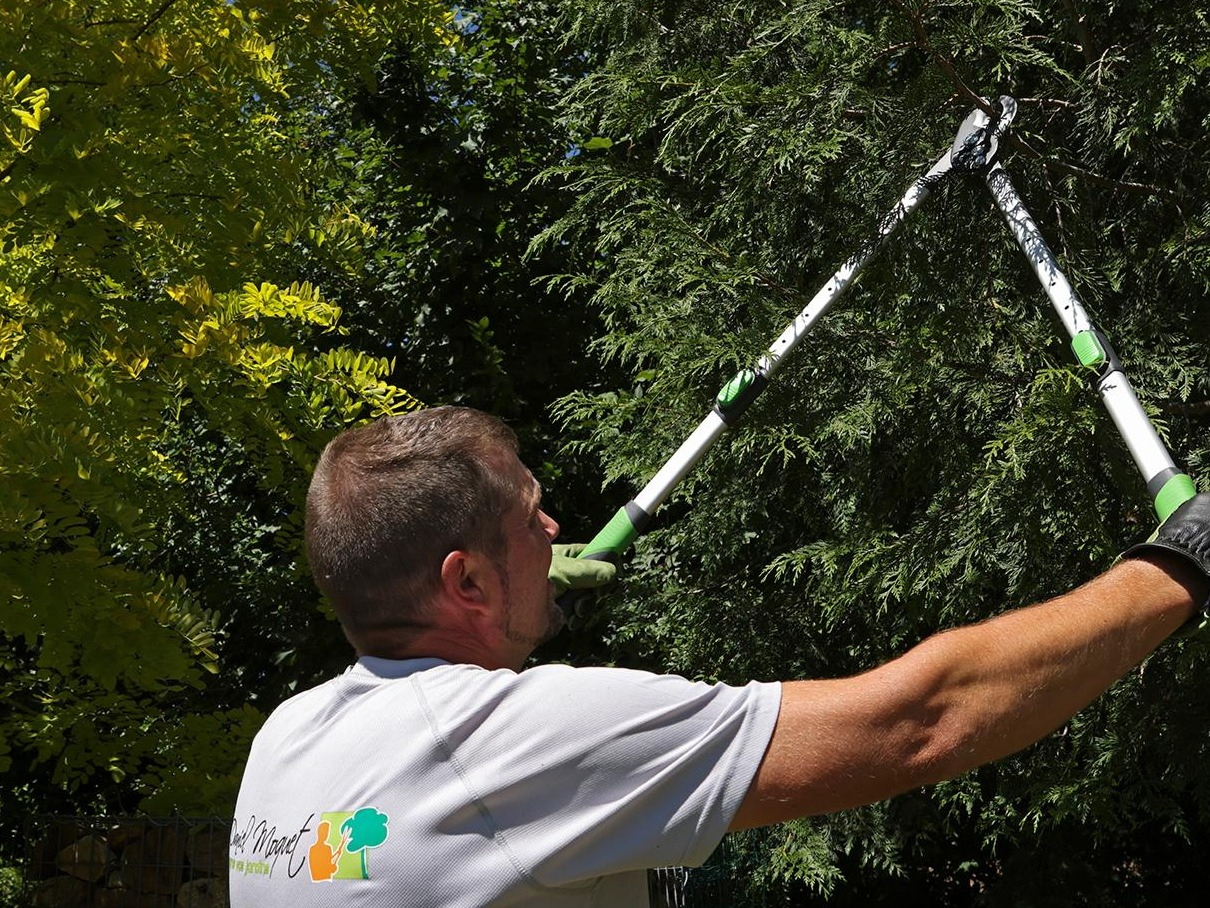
[308, 821, 340, 882]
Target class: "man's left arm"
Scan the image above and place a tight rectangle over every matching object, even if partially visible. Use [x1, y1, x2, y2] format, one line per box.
[731, 495, 1210, 829]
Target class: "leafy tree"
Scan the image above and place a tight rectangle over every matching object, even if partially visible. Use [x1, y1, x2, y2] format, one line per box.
[0, 0, 441, 842]
[545, 0, 1210, 902]
[292, 0, 628, 662]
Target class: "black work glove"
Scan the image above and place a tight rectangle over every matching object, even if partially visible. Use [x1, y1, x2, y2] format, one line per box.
[1124, 493, 1210, 631]
[1124, 493, 1210, 579]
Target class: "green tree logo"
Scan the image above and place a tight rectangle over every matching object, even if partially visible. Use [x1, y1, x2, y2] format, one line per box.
[311, 808, 390, 881]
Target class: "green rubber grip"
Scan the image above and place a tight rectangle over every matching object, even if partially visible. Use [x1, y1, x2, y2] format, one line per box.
[1155, 473, 1197, 522]
[579, 506, 641, 560]
[1072, 330, 1107, 368]
[717, 369, 756, 407]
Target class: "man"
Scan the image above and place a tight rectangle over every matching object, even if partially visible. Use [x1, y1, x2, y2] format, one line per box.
[230, 406, 1210, 907]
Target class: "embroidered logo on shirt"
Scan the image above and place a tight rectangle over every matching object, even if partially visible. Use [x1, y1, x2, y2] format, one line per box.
[307, 808, 390, 882]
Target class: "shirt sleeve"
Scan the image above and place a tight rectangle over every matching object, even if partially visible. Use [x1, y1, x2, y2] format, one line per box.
[410, 663, 781, 887]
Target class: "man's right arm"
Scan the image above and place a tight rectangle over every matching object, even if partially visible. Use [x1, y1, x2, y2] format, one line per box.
[730, 549, 1207, 830]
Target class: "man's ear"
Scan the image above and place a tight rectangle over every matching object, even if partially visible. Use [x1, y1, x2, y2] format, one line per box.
[440, 549, 498, 611]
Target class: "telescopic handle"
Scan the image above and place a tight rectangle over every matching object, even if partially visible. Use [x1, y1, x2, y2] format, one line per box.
[564, 147, 957, 583]
[981, 160, 1196, 520]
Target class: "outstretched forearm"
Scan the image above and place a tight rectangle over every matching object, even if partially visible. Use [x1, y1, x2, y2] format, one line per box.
[732, 553, 1206, 829]
[882, 552, 1201, 785]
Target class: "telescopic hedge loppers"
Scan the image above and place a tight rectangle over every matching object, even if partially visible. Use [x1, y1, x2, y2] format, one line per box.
[564, 95, 1196, 601]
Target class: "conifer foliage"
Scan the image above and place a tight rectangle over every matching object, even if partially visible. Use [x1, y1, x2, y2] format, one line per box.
[546, 1, 1210, 901]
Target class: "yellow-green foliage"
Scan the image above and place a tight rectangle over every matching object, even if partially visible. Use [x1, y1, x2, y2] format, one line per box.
[0, 0, 440, 816]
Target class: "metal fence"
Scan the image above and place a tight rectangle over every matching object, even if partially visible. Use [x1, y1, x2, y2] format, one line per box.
[23, 816, 229, 908]
[650, 860, 739, 907]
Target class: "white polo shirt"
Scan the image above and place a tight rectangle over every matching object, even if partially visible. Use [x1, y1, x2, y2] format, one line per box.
[230, 657, 780, 907]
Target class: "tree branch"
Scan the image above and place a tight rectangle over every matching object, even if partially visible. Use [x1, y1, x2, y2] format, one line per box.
[890, 0, 1176, 202]
[85, 18, 140, 29]
[1059, 0, 1099, 66]
[1013, 97, 1076, 111]
[1160, 400, 1210, 418]
[132, 0, 179, 40]
[888, 0, 997, 119]
[1003, 131, 1178, 200]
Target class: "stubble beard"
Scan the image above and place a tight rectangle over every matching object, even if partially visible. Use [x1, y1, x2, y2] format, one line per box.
[500, 576, 565, 650]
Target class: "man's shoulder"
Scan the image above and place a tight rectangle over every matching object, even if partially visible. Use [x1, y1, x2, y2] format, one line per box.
[253, 671, 349, 729]
[519, 662, 683, 690]
[520, 662, 743, 693]
[389, 661, 713, 728]
[505, 663, 778, 722]
[256, 659, 774, 735]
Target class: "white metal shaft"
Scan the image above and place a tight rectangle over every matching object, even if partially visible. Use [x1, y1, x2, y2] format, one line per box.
[1099, 374, 1183, 483]
[984, 163, 1180, 483]
[984, 164, 1093, 338]
[630, 150, 955, 517]
[759, 149, 954, 377]
[633, 411, 728, 514]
